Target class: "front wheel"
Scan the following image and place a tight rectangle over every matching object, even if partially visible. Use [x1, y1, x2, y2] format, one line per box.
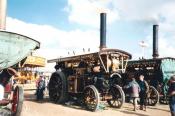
[84, 85, 100, 111]
[48, 71, 68, 104]
[107, 84, 125, 108]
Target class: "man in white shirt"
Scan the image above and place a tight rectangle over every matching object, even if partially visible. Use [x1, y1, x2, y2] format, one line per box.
[0, 84, 4, 100]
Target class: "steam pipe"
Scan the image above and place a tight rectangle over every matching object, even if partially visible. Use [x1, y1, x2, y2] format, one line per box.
[152, 25, 159, 58]
[100, 13, 107, 50]
[0, 0, 7, 30]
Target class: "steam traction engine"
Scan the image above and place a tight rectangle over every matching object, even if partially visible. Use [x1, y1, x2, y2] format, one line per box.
[125, 25, 175, 105]
[48, 13, 132, 111]
[126, 57, 175, 105]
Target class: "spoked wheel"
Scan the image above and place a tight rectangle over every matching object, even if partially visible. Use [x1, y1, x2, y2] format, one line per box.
[84, 85, 100, 111]
[147, 86, 159, 106]
[107, 84, 125, 108]
[48, 71, 68, 104]
[11, 86, 24, 116]
[159, 95, 169, 104]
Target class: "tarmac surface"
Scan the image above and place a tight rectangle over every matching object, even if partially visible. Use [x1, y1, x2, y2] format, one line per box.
[20, 90, 171, 116]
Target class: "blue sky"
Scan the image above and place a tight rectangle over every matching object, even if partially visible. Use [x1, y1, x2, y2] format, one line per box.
[8, 0, 69, 29]
[4, 0, 175, 71]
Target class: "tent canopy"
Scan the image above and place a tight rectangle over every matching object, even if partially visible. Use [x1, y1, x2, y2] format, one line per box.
[0, 31, 40, 70]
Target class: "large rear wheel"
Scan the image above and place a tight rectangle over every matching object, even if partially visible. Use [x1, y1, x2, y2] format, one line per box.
[48, 71, 68, 104]
[107, 84, 125, 108]
[147, 86, 159, 106]
[84, 85, 100, 111]
[159, 95, 169, 104]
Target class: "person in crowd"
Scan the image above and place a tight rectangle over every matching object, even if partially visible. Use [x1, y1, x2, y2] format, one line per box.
[0, 84, 4, 101]
[36, 76, 46, 101]
[168, 75, 175, 116]
[0, 68, 18, 105]
[138, 75, 149, 111]
[124, 76, 140, 111]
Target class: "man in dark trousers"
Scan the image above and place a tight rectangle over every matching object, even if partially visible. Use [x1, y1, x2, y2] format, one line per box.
[138, 75, 149, 111]
[168, 75, 175, 116]
[36, 76, 45, 101]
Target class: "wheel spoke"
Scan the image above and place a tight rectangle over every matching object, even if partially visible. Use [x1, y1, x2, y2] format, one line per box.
[147, 86, 159, 106]
[84, 86, 99, 111]
[107, 85, 124, 108]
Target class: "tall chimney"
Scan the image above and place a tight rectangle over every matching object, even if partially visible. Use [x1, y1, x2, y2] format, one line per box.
[100, 13, 106, 50]
[0, 0, 7, 30]
[152, 25, 159, 58]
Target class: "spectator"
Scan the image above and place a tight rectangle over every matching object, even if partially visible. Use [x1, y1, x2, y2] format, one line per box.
[0, 84, 4, 100]
[124, 77, 140, 111]
[138, 75, 149, 111]
[36, 76, 46, 101]
[168, 75, 175, 116]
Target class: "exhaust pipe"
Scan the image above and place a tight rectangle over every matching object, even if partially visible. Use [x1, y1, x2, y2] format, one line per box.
[152, 25, 159, 58]
[100, 13, 107, 50]
[0, 0, 7, 30]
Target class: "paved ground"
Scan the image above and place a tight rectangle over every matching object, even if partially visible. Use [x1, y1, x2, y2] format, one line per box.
[20, 90, 171, 116]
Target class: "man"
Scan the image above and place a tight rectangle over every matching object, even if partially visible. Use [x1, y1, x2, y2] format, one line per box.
[36, 76, 46, 101]
[0, 68, 17, 105]
[0, 84, 4, 100]
[0, 68, 18, 86]
[138, 75, 149, 111]
[124, 76, 140, 111]
[168, 75, 175, 116]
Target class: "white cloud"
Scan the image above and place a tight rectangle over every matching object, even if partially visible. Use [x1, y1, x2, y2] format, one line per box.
[65, 0, 168, 26]
[6, 17, 99, 71]
[65, 0, 120, 27]
[144, 33, 175, 59]
[5, 0, 175, 72]
[159, 40, 175, 57]
[64, 0, 175, 59]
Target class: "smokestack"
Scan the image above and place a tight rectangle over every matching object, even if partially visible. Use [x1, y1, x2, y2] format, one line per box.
[100, 13, 106, 50]
[0, 0, 7, 30]
[152, 25, 159, 58]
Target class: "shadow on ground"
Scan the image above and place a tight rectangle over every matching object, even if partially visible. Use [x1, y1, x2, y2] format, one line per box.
[119, 110, 149, 116]
[148, 106, 169, 112]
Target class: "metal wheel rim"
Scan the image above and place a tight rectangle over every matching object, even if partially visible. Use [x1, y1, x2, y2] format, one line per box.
[107, 85, 123, 108]
[84, 86, 99, 111]
[12, 88, 19, 113]
[147, 86, 159, 105]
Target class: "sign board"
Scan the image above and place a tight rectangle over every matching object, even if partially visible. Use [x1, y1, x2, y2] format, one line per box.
[24, 56, 45, 67]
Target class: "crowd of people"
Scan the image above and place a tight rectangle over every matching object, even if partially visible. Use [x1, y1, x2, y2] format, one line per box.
[123, 73, 175, 116]
[34, 73, 175, 116]
[1, 68, 175, 116]
[124, 74, 149, 111]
